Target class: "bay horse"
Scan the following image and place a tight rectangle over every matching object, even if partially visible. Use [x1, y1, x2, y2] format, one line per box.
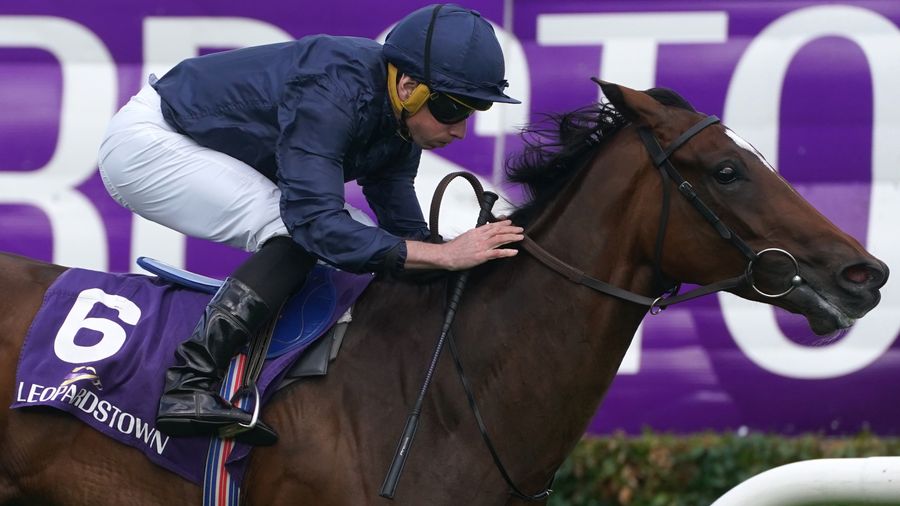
[0, 81, 887, 505]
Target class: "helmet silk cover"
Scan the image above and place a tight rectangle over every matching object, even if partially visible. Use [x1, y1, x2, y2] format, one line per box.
[383, 4, 520, 104]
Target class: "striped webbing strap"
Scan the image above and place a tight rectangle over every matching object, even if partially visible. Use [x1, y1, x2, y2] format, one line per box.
[202, 353, 250, 506]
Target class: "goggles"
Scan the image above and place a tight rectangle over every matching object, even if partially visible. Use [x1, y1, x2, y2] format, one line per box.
[427, 92, 492, 125]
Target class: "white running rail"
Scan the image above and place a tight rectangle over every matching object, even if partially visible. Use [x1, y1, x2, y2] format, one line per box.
[712, 457, 900, 505]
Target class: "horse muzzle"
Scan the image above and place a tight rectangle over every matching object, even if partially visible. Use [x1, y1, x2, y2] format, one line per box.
[786, 256, 888, 335]
[836, 258, 889, 295]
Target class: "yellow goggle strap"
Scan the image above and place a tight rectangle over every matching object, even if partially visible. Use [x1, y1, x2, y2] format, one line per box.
[387, 63, 431, 117]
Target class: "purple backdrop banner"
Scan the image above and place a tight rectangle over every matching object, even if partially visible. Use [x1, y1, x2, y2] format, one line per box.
[1, 0, 898, 436]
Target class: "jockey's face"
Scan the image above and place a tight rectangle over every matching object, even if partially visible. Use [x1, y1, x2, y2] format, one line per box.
[397, 75, 467, 150]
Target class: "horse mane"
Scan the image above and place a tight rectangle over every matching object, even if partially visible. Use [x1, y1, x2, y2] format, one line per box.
[506, 87, 696, 226]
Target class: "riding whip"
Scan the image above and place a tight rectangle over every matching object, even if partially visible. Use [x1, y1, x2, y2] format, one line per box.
[379, 186, 498, 499]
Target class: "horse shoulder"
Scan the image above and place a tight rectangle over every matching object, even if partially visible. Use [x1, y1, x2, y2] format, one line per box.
[247, 278, 448, 504]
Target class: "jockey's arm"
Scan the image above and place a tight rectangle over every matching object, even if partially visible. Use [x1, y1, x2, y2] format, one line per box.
[359, 153, 524, 271]
[278, 79, 414, 274]
[356, 129, 526, 272]
[278, 76, 524, 274]
[358, 156, 429, 242]
[403, 220, 523, 271]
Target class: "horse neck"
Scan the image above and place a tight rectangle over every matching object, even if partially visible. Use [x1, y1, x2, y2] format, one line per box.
[512, 128, 659, 331]
[455, 137, 660, 480]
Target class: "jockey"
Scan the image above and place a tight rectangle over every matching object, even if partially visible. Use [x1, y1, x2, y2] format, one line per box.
[97, 4, 523, 446]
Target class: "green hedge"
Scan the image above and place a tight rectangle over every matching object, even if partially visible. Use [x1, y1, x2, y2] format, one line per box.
[547, 431, 900, 506]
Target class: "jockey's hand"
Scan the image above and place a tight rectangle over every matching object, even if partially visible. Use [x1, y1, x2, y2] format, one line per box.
[404, 220, 524, 271]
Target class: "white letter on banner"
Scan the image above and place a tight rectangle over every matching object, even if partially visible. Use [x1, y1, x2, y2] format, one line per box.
[0, 16, 115, 270]
[722, 5, 900, 379]
[473, 25, 530, 139]
[479, 24, 530, 186]
[537, 11, 728, 374]
[537, 12, 728, 93]
[54, 288, 141, 364]
[136, 18, 293, 271]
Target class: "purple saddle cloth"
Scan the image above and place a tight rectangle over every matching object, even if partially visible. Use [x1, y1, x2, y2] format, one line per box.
[10, 266, 371, 484]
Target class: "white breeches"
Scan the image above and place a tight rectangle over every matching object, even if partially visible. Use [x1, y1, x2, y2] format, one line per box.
[97, 86, 371, 253]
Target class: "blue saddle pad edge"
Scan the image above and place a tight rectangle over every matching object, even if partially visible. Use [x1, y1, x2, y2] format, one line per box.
[137, 256, 222, 294]
[136, 256, 337, 359]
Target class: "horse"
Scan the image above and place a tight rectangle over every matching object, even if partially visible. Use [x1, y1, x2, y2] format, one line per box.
[0, 81, 887, 505]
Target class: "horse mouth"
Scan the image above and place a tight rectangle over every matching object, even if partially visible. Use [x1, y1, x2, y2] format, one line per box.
[789, 283, 862, 336]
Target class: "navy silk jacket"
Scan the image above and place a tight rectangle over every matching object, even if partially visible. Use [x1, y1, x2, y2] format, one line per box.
[152, 36, 429, 274]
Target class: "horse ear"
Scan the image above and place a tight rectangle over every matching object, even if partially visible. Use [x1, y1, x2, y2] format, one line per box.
[595, 79, 665, 126]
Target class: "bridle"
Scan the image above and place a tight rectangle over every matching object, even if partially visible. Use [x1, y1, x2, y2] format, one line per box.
[397, 107, 806, 503]
[521, 112, 804, 314]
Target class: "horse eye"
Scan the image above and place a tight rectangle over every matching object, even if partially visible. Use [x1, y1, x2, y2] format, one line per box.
[714, 166, 738, 184]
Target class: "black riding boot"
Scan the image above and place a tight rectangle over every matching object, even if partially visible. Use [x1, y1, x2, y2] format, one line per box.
[156, 277, 278, 445]
[156, 236, 316, 446]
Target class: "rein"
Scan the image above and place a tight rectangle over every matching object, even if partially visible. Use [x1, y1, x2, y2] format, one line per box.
[522, 112, 803, 313]
[429, 173, 555, 501]
[382, 107, 806, 502]
[381, 171, 554, 502]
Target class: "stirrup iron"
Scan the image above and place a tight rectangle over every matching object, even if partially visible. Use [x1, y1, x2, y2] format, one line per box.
[218, 381, 261, 438]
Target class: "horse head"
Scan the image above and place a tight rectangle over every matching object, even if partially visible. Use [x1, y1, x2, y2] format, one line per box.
[594, 81, 888, 335]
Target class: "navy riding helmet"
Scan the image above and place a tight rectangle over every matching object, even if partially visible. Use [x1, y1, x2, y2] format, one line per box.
[383, 4, 520, 106]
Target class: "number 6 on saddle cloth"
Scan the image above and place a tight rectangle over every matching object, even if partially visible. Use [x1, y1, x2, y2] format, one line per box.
[10, 257, 372, 487]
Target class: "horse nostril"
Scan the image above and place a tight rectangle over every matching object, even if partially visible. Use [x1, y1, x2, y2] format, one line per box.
[844, 265, 871, 284]
[840, 261, 888, 290]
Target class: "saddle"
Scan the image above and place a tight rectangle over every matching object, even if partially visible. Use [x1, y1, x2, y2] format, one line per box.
[136, 256, 365, 388]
